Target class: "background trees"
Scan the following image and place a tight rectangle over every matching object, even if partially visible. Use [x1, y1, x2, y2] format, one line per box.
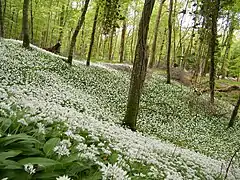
[1, 0, 239, 128]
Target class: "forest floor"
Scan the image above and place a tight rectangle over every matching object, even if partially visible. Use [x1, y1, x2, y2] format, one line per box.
[0, 39, 240, 179]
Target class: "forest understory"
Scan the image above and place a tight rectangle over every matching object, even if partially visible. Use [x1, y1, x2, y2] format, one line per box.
[0, 39, 240, 179]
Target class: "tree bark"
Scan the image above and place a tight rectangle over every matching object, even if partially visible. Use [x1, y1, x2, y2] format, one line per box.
[0, 0, 4, 37]
[123, 0, 155, 130]
[166, 0, 173, 84]
[209, 0, 220, 104]
[22, 0, 30, 48]
[86, 5, 99, 66]
[228, 95, 240, 128]
[119, 19, 126, 63]
[67, 0, 90, 65]
[30, 0, 34, 43]
[108, 29, 114, 61]
[148, 0, 165, 68]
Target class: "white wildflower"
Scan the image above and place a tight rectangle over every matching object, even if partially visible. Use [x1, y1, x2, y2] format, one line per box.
[37, 122, 46, 134]
[72, 134, 85, 142]
[76, 143, 88, 152]
[54, 139, 71, 156]
[100, 163, 130, 180]
[17, 119, 28, 126]
[64, 129, 74, 137]
[1, 178, 8, 180]
[56, 175, 71, 180]
[24, 163, 36, 175]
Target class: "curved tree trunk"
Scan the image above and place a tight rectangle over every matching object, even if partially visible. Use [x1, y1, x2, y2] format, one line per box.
[123, 0, 155, 130]
[86, 5, 99, 66]
[166, 0, 173, 84]
[148, 0, 165, 68]
[228, 95, 240, 128]
[67, 0, 90, 65]
[22, 0, 30, 48]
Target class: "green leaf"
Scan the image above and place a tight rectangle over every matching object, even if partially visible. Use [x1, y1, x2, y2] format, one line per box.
[2, 160, 22, 170]
[43, 138, 60, 157]
[109, 152, 118, 164]
[0, 150, 22, 161]
[0, 117, 12, 133]
[61, 153, 79, 163]
[34, 172, 61, 179]
[18, 157, 61, 167]
[0, 134, 39, 147]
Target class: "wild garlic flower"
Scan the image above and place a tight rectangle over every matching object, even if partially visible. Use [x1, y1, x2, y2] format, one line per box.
[64, 129, 74, 137]
[100, 163, 130, 180]
[56, 175, 71, 180]
[1, 178, 9, 180]
[54, 139, 71, 156]
[17, 119, 28, 126]
[24, 163, 36, 175]
[37, 122, 46, 134]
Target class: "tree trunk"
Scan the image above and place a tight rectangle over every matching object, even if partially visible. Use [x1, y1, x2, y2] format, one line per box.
[0, 0, 4, 37]
[157, 28, 167, 68]
[123, 0, 155, 130]
[166, 0, 173, 84]
[228, 95, 240, 128]
[30, 0, 34, 43]
[119, 19, 126, 63]
[148, 0, 165, 68]
[209, 0, 220, 104]
[221, 15, 235, 79]
[22, 0, 30, 48]
[67, 0, 90, 65]
[86, 5, 99, 66]
[108, 29, 114, 61]
[45, 0, 53, 46]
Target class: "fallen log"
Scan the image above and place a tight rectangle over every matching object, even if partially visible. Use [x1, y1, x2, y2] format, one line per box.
[43, 42, 61, 54]
[195, 85, 240, 94]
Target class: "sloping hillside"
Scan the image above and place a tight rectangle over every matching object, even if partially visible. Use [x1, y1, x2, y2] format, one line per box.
[0, 39, 240, 179]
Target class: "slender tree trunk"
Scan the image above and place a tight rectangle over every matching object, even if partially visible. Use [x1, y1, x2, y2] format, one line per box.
[209, 0, 220, 104]
[22, 0, 30, 48]
[108, 29, 114, 61]
[157, 28, 167, 67]
[172, 0, 177, 66]
[119, 19, 127, 63]
[166, 0, 173, 84]
[30, 0, 34, 43]
[149, 0, 165, 68]
[221, 15, 234, 79]
[86, 5, 99, 66]
[45, 0, 53, 46]
[123, 0, 155, 130]
[0, 0, 4, 37]
[67, 0, 90, 65]
[228, 95, 240, 128]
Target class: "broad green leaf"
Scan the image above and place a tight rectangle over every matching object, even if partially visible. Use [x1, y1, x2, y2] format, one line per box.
[43, 138, 60, 157]
[34, 172, 61, 179]
[61, 153, 79, 163]
[18, 157, 61, 167]
[0, 134, 39, 146]
[2, 160, 22, 170]
[0, 150, 22, 161]
[0, 117, 12, 133]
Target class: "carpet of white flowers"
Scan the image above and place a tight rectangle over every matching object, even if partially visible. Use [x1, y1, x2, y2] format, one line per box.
[0, 39, 240, 179]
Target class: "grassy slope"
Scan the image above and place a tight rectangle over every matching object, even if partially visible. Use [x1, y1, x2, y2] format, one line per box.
[1, 39, 240, 179]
